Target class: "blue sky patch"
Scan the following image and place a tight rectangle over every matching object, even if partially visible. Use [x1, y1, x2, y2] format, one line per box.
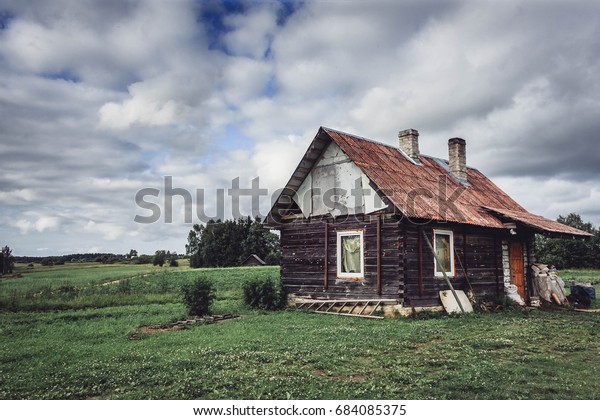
[198, 0, 246, 52]
[218, 124, 254, 151]
[198, 0, 301, 54]
[0, 10, 14, 30]
[276, 0, 300, 26]
[262, 76, 276, 97]
[42, 69, 81, 84]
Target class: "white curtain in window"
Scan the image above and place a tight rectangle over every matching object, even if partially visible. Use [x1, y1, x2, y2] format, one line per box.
[342, 235, 361, 273]
[435, 234, 451, 273]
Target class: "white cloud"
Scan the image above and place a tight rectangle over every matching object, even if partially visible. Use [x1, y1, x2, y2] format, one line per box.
[220, 57, 272, 104]
[0, 188, 36, 204]
[223, 4, 279, 59]
[15, 219, 33, 235]
[0, 0, 205, 88]
[99, 77, 193, 129]
[35, 216, 60, 232]
[15, 214, 60, 234]
[83, 220, 126, 241]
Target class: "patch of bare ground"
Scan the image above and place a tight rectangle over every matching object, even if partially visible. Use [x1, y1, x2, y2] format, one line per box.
[129, 314, 241, 339]
[99, 272, 154, 286]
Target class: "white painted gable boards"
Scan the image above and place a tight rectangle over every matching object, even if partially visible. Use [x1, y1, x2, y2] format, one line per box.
[293, 142, 386, 217]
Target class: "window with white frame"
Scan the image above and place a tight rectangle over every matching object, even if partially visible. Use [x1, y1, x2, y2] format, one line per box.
[433, 229, 455, 277]
[336, 230, 364, 279]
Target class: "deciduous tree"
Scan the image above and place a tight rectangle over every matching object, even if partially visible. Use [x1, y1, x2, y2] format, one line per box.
[536, 213, 600, 269]
[186, 217, 279, 268]
[1, 245, 15, 274]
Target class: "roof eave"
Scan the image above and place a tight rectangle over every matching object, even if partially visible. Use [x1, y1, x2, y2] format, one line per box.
[481, 206, 594, 238]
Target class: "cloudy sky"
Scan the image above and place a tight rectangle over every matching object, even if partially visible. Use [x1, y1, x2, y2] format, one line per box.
[1, 0, 599, 256]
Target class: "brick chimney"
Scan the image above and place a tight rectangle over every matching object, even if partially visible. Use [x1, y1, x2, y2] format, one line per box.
[448, 137, 467, 181]
[398, 129, 420, 160]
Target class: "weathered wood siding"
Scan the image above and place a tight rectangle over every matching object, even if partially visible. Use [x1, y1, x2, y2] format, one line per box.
[280, 215, 535, 307]
[402, 223, 507, 307]
[280, 214, 402, 300]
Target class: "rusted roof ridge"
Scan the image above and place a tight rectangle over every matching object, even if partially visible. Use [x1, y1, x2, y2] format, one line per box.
[322, 127, 421, 165]
[320, 126, 393, 149]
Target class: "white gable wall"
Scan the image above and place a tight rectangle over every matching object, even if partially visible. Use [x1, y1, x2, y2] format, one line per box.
[293, 142, 386, 217]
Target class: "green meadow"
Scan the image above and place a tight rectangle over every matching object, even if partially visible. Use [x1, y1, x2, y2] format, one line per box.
[1, 263, 599, 400]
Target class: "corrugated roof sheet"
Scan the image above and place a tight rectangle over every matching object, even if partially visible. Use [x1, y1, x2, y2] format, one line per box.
[267, 127, 592, 237]
[482, 206, 593, 237]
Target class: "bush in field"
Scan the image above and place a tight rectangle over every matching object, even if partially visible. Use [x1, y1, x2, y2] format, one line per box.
[40, 258, 53, 266]
[153, 250, 166, 267]
[182, 276, 216, 316]
[135, 255, 152, 264]
[242, 276, 287, 310]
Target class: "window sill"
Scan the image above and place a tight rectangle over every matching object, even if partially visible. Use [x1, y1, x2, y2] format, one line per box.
[336, 276, 364, 281]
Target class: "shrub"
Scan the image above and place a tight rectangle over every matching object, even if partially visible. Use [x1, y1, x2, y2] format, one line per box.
[243, 276, 286, 310]
[153, 250, 166, 267]
[40, 258, 53, 266]
[169, 258, 179, 267]
[135, 255, 152, 264]
[182, 276, 216, 316]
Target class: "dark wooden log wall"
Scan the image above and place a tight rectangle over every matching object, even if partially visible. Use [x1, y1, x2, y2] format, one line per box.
[280, 215, 534, 307]
[402, 223, 506, 307]
[279, 214, 403, 300]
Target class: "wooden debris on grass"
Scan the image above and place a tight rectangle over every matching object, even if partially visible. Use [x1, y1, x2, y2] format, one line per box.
[130, 314, 240, 339]
[574, 308, 600, 313]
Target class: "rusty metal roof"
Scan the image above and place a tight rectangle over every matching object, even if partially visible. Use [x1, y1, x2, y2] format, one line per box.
[482, 206, 593, 237]
[267, 127, 592, 237]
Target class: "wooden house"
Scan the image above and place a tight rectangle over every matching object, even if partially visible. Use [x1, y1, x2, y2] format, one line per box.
[241, 254, 267, 267]
[265, 127, 591, 313]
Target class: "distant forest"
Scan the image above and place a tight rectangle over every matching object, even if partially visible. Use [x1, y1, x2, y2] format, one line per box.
[14, 253, 158, 265]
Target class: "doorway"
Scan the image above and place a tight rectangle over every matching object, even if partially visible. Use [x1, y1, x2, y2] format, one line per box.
[508, 241, 525, 299]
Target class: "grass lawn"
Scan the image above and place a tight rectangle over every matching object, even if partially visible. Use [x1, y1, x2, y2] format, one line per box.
[1, 263, 599, 399]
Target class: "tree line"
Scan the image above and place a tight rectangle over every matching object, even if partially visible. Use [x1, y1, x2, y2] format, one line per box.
[1, 245, 15, 275]
[536, 213, 600, 269]
[186, 217, 279, 268]
[12, 251, 181, 266]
